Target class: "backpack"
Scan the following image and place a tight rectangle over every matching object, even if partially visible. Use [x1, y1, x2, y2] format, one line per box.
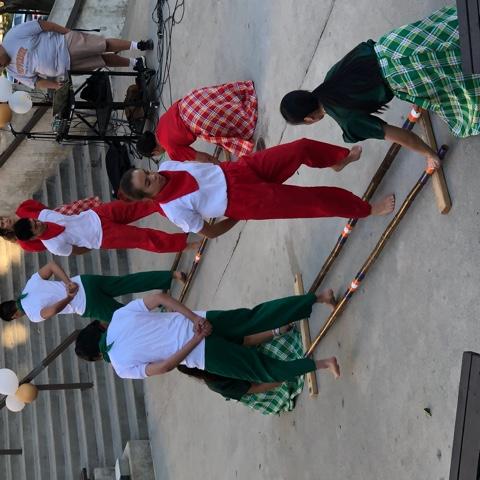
[105, 141, 133, 198]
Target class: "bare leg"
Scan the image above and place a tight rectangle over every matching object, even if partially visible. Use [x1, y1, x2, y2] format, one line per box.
[316, 356, 340, 379]
[105, 38, 133, 52]
[316, 289, 337, 310]
[243, 324, 293, 346]
[102, 53, 130, 67]
[247, 382, 282, 394]
[370, 194, 396, 216]
[331, 145, 363, 172]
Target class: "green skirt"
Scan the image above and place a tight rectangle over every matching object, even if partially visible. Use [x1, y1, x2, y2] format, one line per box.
[239, 329, 305, 415]
[374, 5, 480, 137]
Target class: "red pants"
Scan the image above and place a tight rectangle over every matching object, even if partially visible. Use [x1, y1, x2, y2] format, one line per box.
[221, 138, 371, 220]
[94, 200, 187, 253]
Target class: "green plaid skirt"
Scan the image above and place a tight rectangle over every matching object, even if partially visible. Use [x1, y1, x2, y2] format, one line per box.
[239, 329, 305, 415]
[374, 5, 480, 137]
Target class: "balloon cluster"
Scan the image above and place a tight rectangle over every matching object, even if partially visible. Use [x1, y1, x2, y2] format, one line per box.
[0, 77, 33, 128]
[0, 368, 39, 412]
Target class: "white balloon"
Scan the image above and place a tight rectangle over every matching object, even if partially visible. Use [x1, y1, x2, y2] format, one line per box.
[0, 77, 13, 102]
[0, 368, 19, 395]
[8, 91, 33, 114]
[6, 394, 25, 412]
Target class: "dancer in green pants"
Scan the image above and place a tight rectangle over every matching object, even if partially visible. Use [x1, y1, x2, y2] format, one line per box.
[74, 290, 340, 386]
[0, 261, 185, 324]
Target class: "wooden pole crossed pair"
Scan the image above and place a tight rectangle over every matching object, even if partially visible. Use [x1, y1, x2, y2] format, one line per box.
[296, 107, 452, 395]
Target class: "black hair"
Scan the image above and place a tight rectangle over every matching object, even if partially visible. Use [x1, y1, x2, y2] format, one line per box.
[0, 227, 17, 243]
[0, 300, 18, 322]
[75, 320, 104, 362]
[136, 131, 156, 157]
[280, 45, 388, 124]
[119, 168, 148, 201]
[13, 218, 35, 241]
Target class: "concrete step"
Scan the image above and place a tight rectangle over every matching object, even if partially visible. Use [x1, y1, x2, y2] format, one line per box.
[0, 141, 148, 480]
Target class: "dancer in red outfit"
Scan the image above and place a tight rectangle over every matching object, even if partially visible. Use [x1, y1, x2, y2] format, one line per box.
[12, 199, 198, 256]
[0, 196, 103, 252]
[120, 138, 395, 238]
[137, 81, 257, 162]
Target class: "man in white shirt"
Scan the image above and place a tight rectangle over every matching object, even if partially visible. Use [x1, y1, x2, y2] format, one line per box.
[12, 199, 198, 256]
[119, 138, 395, 238]
[0, 261, 186, 324]
[74, 290, 340, 387]
[0, 19, 153, 89]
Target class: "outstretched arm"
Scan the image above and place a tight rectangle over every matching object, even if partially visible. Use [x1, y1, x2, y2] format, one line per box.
[37, 261, 71, 283]
[40, 293, 76, 320]
[198, 218, 239, 239]
[38, 20, 70, 35]
[194, 151, 219, 164]
[145, 333, 205, 376]
[383, 124, 440, 170]
[71, 246, 91, 255]
[143, 292, 205, 327]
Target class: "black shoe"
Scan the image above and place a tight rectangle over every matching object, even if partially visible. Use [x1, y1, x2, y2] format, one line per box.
[133, 56, 146, 72]
[137, 39, 154, 51]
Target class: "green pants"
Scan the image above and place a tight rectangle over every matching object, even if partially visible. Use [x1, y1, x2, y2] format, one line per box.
[204, 293, 317, 384]
[81, 271, 173, 322]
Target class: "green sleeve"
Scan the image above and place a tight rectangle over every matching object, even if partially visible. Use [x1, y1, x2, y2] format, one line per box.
[341, 114, 386, 143]
[205, 378, 251, 401]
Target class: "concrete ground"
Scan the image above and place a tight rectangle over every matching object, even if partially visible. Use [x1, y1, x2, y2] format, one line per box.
[117, 1, 480, 479]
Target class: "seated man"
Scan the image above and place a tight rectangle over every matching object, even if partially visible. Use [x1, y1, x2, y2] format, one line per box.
[0, 19, 153, 90]
[74, 290, 340, 388]
[119, 138, 395, 238]
[12, 198, 198, 256]
[0, 260, 186, 324]
[136, 80, 258, 162]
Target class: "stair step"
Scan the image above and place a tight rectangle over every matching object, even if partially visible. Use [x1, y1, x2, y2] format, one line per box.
[1, 140, 148, 480]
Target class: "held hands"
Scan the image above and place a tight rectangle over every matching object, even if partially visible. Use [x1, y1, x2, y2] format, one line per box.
[426, 153, 441, 172]
[193, 315, 212, 338]
[65, 282, 79, 299]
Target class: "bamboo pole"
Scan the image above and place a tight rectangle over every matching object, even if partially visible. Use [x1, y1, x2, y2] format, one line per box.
[420, 111, 452, 214]
[308, 106, 422, 294]
[306, 145, 448, 356]
[178, 218, 215, 302]
[294, 274, 318, 396]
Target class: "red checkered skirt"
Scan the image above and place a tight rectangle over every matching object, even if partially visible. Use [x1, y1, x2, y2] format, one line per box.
[178, 80, 257, 157]
[55, 196, 102, 215]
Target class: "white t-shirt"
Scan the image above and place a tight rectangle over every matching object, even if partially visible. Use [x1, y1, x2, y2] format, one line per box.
[107, 299, 206, 379]
[20, 273, 86, 323]
[158, 160, 228, 233]
[3, 20, 70, 89]
[38, 209, 103, 256]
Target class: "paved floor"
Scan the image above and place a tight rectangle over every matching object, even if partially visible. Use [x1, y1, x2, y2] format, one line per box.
[119, 1, 480, 479]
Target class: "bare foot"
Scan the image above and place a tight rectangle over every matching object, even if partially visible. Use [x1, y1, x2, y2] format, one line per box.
[184, 241, 201, 251]
[316, 289, 337, 310]
[316, 356, 341, 379]
[173, 271, 187, 284]
[332, 145, 362, 171]
[370, 194, 395, 216]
